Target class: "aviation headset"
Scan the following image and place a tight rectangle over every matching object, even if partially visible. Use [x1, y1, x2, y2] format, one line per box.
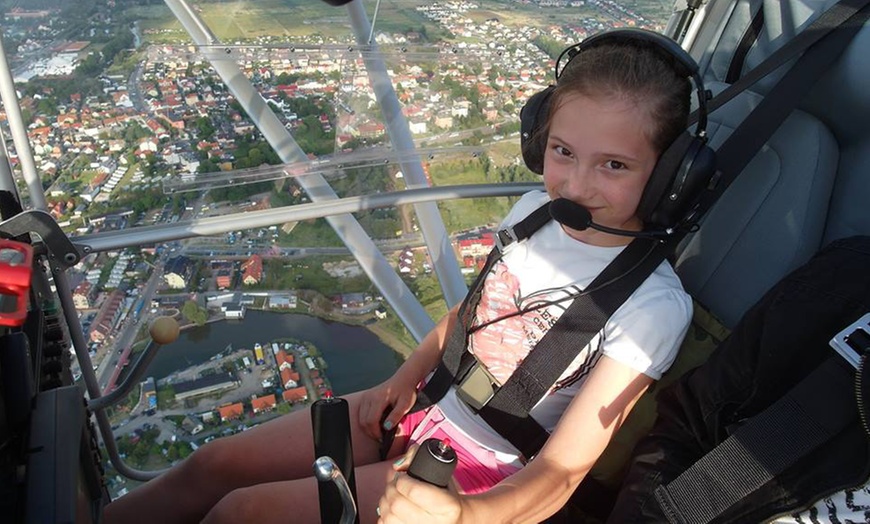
[520, 28, 716, 230]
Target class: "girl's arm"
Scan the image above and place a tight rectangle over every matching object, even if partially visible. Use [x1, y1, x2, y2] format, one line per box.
[393, 303, 461, 388]
[384, 354, 652, 523]
[358, 304, 461, 439]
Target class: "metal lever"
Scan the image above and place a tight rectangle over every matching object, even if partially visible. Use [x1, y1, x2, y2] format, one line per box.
[0, 209, 81, 268]
[313, 456, 357, 524]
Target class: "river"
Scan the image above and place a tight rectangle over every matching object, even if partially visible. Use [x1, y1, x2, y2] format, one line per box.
[145, 310, 401, 395]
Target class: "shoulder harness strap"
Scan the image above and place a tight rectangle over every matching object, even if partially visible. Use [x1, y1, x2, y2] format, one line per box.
[414, 201, 669, 460]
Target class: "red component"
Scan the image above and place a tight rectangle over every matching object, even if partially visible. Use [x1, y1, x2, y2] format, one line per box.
[0, 239, 33, 327]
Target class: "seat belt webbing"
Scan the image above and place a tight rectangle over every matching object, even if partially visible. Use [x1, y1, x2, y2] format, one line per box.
[479, 238, 666, 459]
[413, 203, 668, 460]
[690, 0, 870, 125]
[654, 357, 857, 524]
[725, 6, 765, 83]
[414, 203, 553, 411]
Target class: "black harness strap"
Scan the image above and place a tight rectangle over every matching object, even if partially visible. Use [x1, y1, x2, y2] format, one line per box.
[479, 237, 666, 460]
[654, 357, 858, 524]
[414, 202, 553, 411]
[725, 6, 765, 84]
[411, 201, 669, 460]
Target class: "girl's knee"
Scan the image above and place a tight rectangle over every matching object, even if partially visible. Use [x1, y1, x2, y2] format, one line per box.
[179, 437, 238, 481]
[202, 487, 261, 524]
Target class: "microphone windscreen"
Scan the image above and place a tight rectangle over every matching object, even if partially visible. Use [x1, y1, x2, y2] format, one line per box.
[549, 198, 592, 231]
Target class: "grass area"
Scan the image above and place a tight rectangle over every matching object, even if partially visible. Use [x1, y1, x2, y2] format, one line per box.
[278, 218, 344, 247]
[157, 385, 177, 410]
[429, 159, 518, 231]
[261, 256, 373, 296]
[127, 0, 443, 43]
[370, 310, 419, 358]
[107, 384, 142, 425]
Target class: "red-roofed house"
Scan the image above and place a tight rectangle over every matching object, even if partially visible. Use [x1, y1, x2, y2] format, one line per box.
[215, 269, 232, 290]
[241, 254, 263, 285]
[218, 403, 244, 422]
[280, 368, 300, 389]
[276, 350, 294, 371]
[251, 394, 277, 414]
[282, 387, 308, 404]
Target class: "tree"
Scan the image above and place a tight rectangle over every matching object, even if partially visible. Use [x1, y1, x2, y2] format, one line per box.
[195, 117, 215, 140]
[181, 300, 207, 326]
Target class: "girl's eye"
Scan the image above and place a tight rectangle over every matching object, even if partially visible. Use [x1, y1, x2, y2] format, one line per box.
[554, 145, 572, 157]
[605, 160, 626, 170]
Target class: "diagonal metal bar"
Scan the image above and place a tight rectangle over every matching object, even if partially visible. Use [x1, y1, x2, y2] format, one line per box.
[164, 0, 435, 342]
[345, 0, 468, 308]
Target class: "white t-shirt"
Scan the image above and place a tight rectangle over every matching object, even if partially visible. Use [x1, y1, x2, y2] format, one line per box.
[770, 484, 870, 523]
[437, 191, 693, 462]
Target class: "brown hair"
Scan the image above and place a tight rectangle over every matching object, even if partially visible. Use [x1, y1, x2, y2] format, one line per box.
[545, 39, 692, 155]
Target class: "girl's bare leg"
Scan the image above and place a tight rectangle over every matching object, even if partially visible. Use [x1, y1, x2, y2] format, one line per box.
[201, 459, 395, 524]
[103, 390, 399, 524]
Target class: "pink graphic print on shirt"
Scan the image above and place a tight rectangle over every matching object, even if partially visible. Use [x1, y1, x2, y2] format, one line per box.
[469, 261, 563, 385]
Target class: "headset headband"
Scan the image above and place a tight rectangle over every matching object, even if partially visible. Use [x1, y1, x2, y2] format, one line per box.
[555, 28, 708, 139]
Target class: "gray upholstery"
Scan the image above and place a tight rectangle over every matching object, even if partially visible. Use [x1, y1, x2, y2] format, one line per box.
[801, 26, 870, 243]
[702, 0, 840, 95]
[673, 0, 870, 328]
[675, 82, 839, 328]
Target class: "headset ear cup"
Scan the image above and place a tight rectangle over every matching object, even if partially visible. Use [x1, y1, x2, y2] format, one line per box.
[638, 132, 694, 223]
[639, 133, 716, 228]
[520, 86, 554, 175]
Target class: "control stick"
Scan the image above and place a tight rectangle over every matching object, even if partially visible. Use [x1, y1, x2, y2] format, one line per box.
[313, 456, 357, 524]
[407, 438, 458, 489]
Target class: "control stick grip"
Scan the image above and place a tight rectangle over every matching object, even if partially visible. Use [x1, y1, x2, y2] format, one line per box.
[407, 438, 457, 489]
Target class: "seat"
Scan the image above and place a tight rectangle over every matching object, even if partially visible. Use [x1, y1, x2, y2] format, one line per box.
[675, 82, 839, 328]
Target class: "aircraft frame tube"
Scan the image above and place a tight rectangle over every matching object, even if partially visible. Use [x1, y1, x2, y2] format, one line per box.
[345, 0, 468, 308]
[165, 0, 435, 342]
[73, 183, 541, 254]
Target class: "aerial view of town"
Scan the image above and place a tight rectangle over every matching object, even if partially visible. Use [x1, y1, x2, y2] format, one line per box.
[0, 0, 671, 497]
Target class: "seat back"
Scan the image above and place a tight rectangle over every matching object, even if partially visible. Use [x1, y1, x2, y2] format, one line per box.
[674, 0, 870, 327]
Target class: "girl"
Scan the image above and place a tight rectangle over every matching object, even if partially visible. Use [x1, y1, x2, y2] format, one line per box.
[104, 31, 693, 524]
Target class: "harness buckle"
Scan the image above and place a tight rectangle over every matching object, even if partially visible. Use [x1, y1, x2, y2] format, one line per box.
[495, 227, 519, 254]
[456, 360, 500, 411]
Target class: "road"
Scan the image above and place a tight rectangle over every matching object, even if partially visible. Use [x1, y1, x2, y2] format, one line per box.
[96, 252, 167, 391]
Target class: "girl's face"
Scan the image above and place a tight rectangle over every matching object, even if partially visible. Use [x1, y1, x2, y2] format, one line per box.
[543, 92, 659, 247]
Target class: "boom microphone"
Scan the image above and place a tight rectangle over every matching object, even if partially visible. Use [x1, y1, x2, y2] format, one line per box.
[549, 198, 670, 239]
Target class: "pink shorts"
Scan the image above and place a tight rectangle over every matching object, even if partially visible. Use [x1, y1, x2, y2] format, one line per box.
[395, 405, 522, 494]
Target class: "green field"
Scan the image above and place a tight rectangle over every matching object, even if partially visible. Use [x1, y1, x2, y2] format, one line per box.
[429, 158, 536, 232]
[127, 0, 441, 43]
[127, 0, 674, 44]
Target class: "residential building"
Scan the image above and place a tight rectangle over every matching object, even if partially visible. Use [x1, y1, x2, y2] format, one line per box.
[217, 402, 244, 422]
[282, 387, 308, 404]
[163, 256, 193, 289]
[174, 372, 238, 401]
[251, 394, 277, 414]
[241, 254, 263, 285]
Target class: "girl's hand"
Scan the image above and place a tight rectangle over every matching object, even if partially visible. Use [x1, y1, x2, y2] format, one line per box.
[357, 373, 418, 442]
[377, 458, 464, 524]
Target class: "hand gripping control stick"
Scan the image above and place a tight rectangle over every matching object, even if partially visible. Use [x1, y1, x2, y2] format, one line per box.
[407, 438, 458, 489]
